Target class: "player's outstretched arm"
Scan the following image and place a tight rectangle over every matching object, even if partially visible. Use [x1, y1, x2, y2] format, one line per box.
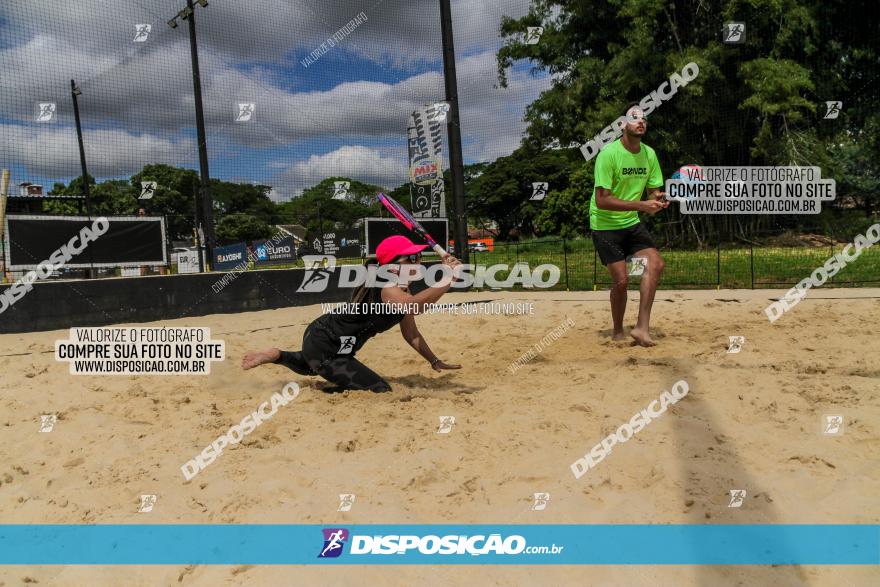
[399, 314, 461, 371]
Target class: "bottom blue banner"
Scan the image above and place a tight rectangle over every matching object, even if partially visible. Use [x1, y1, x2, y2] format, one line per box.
[0, 525, 877, 564]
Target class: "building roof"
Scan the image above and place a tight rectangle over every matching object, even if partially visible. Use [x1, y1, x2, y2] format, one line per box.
[276, 224, 306, 241]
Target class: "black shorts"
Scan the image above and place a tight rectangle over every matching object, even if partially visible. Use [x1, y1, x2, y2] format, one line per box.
[591, 223, 657, 266]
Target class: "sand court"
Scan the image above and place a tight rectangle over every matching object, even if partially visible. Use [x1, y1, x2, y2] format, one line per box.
[0, 289, 877, 585]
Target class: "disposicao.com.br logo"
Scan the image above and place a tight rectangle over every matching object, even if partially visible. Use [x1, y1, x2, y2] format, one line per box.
[317, 528, 563, 558]
[297, 255, 561, 293]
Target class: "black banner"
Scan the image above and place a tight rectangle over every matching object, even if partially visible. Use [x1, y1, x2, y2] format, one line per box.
[4, 215, 166, 269]
[364, 218, 448, 255]
[306, 230, 363, 258]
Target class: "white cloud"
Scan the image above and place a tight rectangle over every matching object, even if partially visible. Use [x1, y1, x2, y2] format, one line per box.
[267, 50, 550, 196]
[0, 124, 196, 178]
[277, 146, 407, 198]
[1, 0, 547, 188]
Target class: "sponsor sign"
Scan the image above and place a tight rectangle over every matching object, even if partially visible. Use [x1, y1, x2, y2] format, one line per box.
[253, 236, 296, 264]
[407, 103, 447, 218]
[307, 230, 362, 258]
[176, 250, 200, 274]
[212, 243, 248, 272]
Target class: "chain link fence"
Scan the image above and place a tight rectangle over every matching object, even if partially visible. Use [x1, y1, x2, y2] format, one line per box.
[471, 228, 880, 291]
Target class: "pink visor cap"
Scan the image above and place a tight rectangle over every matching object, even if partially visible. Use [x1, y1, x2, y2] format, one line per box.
[375, 235, 427, 264]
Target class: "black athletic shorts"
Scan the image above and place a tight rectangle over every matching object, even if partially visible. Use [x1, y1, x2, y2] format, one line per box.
[591, 222, 657, 266]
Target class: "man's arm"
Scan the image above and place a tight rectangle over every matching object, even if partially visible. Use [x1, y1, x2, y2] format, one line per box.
[595, 188, 667, 214]
[595, 187, 647, 211]
[592, 148, 664, 213]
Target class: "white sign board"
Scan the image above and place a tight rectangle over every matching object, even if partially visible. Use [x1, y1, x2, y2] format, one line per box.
[176, 251, 201, 274]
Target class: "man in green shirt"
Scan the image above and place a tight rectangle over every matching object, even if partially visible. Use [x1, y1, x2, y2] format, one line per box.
[590, 103, 668, 346]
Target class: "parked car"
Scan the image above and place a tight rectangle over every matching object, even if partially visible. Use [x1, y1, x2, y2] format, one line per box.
[469, 242, 489, 252]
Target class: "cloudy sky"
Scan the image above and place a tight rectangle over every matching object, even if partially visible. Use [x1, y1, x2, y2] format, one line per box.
[0, 0, 548, 200]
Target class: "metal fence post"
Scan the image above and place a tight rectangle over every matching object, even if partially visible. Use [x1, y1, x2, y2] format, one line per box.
[716, 238, 721, 289]
[515, 241, 520, 265]
[592, 246, 598, 290]
[829, 235, 835, 284]
[749, 244, 755, 289]
[562, 238, 570, 290]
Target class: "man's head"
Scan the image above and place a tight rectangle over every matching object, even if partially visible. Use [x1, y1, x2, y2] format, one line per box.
[622, 102, 646, 138]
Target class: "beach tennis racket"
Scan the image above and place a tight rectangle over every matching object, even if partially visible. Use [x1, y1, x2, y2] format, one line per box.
[377, 192, 448, 256]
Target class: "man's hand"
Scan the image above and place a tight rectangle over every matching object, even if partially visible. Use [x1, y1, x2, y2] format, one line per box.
[639, 200, 668, 215]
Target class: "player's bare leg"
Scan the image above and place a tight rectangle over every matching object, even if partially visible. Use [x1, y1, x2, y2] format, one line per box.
[607, 260, 629, 340]
[630, 248, 664, 347]
[242, 347, 281, 370]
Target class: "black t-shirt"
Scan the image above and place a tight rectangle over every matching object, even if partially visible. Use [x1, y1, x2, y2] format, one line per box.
[313, 286, 407, 355]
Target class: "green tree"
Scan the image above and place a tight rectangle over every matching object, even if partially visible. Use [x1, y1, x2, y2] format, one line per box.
[497, 0, 879, 241]
[45, 175, 137, 216]
[276, 177, 383, 234]
[215, 214, 272, 243]
[467, 146, 582, 239]
[386, 182, 413, 212]
[534, 165, 594, 239]
[211, 181, 278, 225]
[130, 164, 200, 240]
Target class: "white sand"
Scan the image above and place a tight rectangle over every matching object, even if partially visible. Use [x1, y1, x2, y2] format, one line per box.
[1, 289, 878, 586]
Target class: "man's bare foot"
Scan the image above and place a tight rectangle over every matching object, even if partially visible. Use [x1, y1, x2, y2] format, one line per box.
[630, 327, 656, 347]
[612, 331, 627, 341]
[241, 348, 281, 370]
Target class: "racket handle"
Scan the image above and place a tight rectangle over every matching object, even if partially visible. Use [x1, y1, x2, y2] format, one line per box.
[431, 243, 448, 257]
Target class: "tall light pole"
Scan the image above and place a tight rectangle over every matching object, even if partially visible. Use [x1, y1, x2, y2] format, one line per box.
[71, 79, 96, 277]
[169, 0, 214, 270]
[439, 0, 469, 263]
[70, 80, 92, 220]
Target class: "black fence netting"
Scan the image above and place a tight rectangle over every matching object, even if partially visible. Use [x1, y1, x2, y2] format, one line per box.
[1, 1, 877, 287]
